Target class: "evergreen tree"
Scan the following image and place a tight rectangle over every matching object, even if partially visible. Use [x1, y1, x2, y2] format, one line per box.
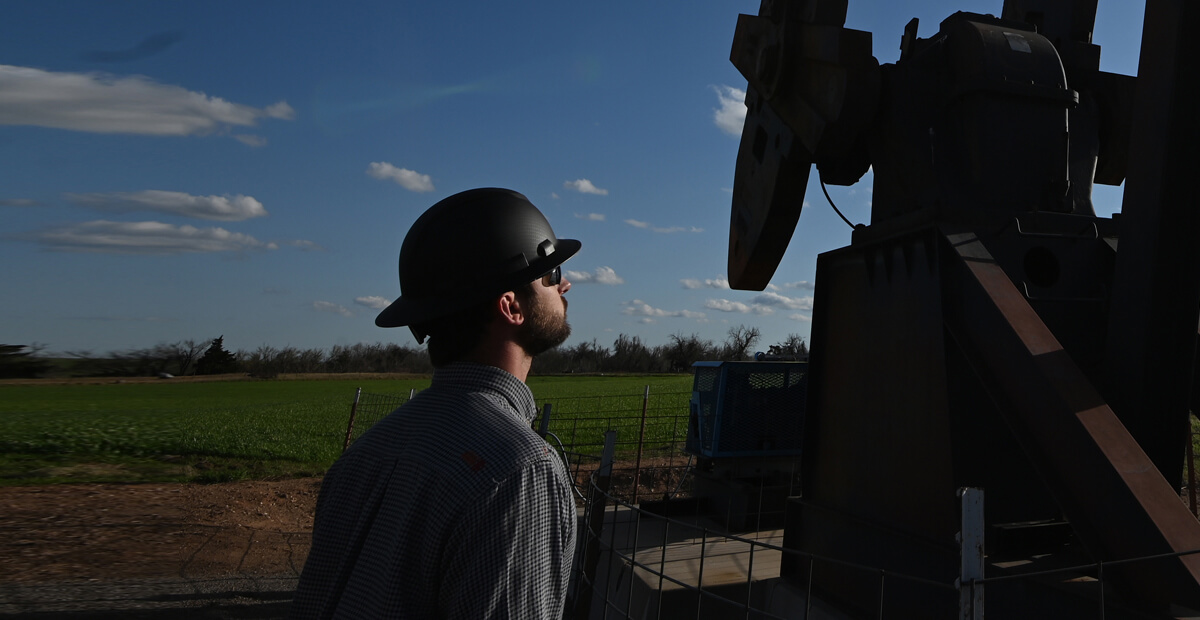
[0, 344, 52, 379]
[196, 336, 239, 375]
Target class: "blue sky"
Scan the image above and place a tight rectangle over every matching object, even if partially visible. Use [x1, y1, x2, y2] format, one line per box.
[0, 1, 1147, 356]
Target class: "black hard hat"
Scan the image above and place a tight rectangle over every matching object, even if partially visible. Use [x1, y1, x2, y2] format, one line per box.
[375, 188, 580, 329]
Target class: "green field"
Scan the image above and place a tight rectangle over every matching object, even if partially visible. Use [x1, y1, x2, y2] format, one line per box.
[0, 374, 693, 486]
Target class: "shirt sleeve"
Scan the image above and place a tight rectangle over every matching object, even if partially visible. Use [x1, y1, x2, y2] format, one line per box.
[439, 455, 576, 619]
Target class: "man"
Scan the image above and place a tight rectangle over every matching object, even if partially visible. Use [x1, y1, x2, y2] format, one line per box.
[290, 188, 579, 619]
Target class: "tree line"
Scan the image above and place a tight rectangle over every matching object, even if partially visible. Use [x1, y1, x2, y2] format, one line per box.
[2, 326, 808, 379]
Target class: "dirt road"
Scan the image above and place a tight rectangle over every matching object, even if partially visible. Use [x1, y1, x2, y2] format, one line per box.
[0, 479, 321, 618]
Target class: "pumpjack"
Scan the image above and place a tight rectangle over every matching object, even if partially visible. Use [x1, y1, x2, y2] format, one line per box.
[728, 0, 1200, 615]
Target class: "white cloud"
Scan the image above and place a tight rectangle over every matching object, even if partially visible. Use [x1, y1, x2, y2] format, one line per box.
[788, 313, 813, 322]
[713, 85, 747, 136]
[264, 101, 296, 120]
[576, 213, 605, 222]
[354, 296, 392, 310]
[681, 277, 730, 289]
[625, 219, 703, 234]
[768, 280, 816, 291]
[235, 134, 267, 147]
[550, 192, 561, 200]
[566, 266, 624, 285]
[564, 179, 608, 196]
[622, 299, 704, 319]
[24, 220, 277, 254]
[751, 291, 814, 311]
[0, 65, 294, 136]
[66, 190, 268, 221]
[704, 298, 775, 315]
[366, 162, 435, 192]
[313, 301, 353, 317]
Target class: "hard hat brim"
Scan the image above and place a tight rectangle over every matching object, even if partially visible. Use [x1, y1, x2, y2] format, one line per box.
[374, 238, 580, 329]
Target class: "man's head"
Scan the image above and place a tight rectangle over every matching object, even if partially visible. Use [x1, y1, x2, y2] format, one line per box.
[514, 265, 572, 357]
[375, 188, 579, 366]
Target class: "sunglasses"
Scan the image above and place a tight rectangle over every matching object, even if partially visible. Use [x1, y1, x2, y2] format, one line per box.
[542, 265, 562, 286]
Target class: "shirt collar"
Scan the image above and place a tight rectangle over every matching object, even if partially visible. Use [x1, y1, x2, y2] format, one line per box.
[430, 362, 538, 424]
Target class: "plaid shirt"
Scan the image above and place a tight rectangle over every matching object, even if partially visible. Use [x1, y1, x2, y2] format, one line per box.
[290, 363, 576, 619]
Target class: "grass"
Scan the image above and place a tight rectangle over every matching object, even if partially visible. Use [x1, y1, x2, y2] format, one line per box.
[0, 373, 693, 486]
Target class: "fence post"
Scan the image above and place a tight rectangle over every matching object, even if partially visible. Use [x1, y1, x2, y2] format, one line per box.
[574, 430, 617, 620]
[632, 385, 650, 504]
[957, 487, 984, 620]
[538, 403, 552, 438]
[342, 387, 363, 453]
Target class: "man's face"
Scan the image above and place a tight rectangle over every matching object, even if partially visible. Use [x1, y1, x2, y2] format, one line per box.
[516, 269, 571, 356]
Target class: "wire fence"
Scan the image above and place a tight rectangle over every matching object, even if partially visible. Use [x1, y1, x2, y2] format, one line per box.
[343, 387, 1200, 619]
[569, 467, 1200, 620]
[344, 386, 698, 506]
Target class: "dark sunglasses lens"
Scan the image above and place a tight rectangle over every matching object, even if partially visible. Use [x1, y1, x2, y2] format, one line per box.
[546, 265, 561, 285]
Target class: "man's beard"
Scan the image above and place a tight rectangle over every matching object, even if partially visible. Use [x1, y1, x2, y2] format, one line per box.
[517, 293, 570, 357]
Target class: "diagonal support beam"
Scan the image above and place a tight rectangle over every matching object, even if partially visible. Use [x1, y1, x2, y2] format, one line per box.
[941, 228, 1200, 610]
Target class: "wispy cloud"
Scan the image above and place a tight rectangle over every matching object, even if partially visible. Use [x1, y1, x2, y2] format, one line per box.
[64, 314, 173, 323]
[354, 296, 392, 310]
[22, 220, 279, 254]
[621, 299, 704, 320]
[66, 190, 268, 221]
[575, 213, 605, 221]
[0, 198, 40, 207]
[287, 239, 325, 251]
[704, 299, 775, 315]
[712, 85, 746, 136]
[235, 134, 267, 147]
[625, 219, 703, 234]
[313, 301, 353, 317]
[565, 266, 624, 285]
[0, 65, 294, 136]
[564, 179, 608, 196]
[788, 313, 813, 322]
[366, 162, 434, 192]
[681, 277, 730, 289]
[81, 30, 184, 63]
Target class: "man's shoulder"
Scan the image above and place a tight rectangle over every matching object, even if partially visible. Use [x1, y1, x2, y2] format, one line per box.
[361, 385, 552, 480]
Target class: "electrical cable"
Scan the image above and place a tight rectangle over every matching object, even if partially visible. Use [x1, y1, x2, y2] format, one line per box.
[820, 176, 861, 230]
[546, 431, 588, 502]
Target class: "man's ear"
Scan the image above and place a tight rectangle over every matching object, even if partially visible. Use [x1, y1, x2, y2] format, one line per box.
[496, 291, 525, 327]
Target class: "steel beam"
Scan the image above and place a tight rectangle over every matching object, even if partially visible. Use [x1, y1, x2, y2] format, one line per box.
[1104, 0, 1200, 489]
[942, 228, 1200, 610]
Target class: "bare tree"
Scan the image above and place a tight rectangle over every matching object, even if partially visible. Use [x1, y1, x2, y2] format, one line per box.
[666, 332, 717, 372]
[170, 339, 207, 376]
[720, 325, 761, 361]
[767, 333, 809, 360]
